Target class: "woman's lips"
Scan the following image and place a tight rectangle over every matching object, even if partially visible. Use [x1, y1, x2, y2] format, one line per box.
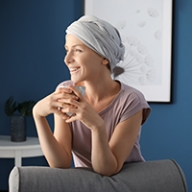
[69, 67, 80, 74]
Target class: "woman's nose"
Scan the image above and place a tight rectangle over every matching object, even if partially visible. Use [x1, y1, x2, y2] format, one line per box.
[64, 51, 74, 65]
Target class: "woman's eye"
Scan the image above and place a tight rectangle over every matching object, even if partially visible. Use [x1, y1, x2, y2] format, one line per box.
[75, 49, 82, 52]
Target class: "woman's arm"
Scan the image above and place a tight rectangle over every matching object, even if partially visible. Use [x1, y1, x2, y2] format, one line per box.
[91, 110, 142, 176]
[33, 113, 72, 168]
[33, 88, 75, 168]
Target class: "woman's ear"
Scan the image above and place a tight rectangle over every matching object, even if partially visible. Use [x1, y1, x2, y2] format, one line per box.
[102, 58, 109, 65]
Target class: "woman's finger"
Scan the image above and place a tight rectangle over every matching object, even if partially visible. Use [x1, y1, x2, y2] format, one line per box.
[55, 87, 73, 94]
[53, 107, 70, 120]
[68, 85, 85, 100]
[58, 95, 79, 103]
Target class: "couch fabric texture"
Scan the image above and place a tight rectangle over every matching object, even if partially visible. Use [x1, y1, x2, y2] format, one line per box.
[9, 159, 187, 192]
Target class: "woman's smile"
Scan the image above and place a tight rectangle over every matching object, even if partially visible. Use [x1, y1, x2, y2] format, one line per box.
[69, 67, 81, 74]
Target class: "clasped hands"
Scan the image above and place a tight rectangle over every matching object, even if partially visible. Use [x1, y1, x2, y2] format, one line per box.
[33, 85, 104, 130]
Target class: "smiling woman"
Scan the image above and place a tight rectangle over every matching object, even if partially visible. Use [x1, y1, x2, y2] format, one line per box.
[9, 15, 151, 191]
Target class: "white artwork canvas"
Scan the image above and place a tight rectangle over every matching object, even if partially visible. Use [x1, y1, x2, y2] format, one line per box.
[84, 0, 173, 102]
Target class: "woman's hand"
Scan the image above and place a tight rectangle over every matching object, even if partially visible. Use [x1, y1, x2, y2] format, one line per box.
[33, 87, 78, 120]
[61, 85, 105, 131]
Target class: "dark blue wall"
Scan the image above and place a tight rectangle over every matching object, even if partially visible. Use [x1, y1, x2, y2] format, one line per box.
[0, 0, 191, 191]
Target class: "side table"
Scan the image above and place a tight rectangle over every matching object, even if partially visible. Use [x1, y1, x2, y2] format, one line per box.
[0, 135, 43, 167]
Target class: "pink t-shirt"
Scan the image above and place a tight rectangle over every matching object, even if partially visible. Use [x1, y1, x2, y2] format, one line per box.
[58, 81, 151, 168]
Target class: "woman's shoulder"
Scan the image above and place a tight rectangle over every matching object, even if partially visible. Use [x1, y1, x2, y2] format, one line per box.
[118, 81, 151, 124]
[119, 81, 145, 98]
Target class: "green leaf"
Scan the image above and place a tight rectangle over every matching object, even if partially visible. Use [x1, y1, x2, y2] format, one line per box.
[17, 100, 36, 116]
[4, 96, 17, 116]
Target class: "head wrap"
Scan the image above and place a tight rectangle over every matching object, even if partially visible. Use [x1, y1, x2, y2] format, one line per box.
[66, 15, 125, 72]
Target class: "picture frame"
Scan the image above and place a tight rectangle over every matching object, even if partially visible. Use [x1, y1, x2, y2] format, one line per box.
[84, 0, 173, 102]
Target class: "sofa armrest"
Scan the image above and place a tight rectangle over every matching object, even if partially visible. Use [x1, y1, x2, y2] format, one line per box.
[9, 159, 187, 192]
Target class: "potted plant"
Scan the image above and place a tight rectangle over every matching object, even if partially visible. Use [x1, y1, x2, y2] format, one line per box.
[4, 96, 36, 142]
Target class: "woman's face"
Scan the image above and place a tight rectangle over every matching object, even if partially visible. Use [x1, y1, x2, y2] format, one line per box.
[64, 34, 107, 84]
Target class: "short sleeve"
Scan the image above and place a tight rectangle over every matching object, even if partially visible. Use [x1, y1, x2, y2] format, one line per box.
[119, 91, 151, 125]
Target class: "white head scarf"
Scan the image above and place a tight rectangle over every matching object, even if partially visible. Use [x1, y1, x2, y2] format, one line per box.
[66, 15, 125, 72]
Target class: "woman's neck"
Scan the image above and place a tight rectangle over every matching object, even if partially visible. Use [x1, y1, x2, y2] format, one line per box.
[84, 79, 121, 105]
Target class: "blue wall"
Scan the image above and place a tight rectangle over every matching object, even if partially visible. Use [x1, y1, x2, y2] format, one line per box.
[0, 0, 191, 191]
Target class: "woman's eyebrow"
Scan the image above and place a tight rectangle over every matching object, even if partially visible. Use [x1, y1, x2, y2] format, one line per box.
[64, 44, 85, 49]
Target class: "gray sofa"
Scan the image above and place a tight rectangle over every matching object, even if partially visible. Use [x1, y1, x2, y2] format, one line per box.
[9, 159, 187, 192]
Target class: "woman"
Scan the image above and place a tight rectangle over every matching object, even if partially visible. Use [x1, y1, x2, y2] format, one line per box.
[32, 15, 151, 176]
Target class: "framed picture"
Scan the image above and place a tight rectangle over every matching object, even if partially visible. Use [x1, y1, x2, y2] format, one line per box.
[84, 0, 173, 102]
